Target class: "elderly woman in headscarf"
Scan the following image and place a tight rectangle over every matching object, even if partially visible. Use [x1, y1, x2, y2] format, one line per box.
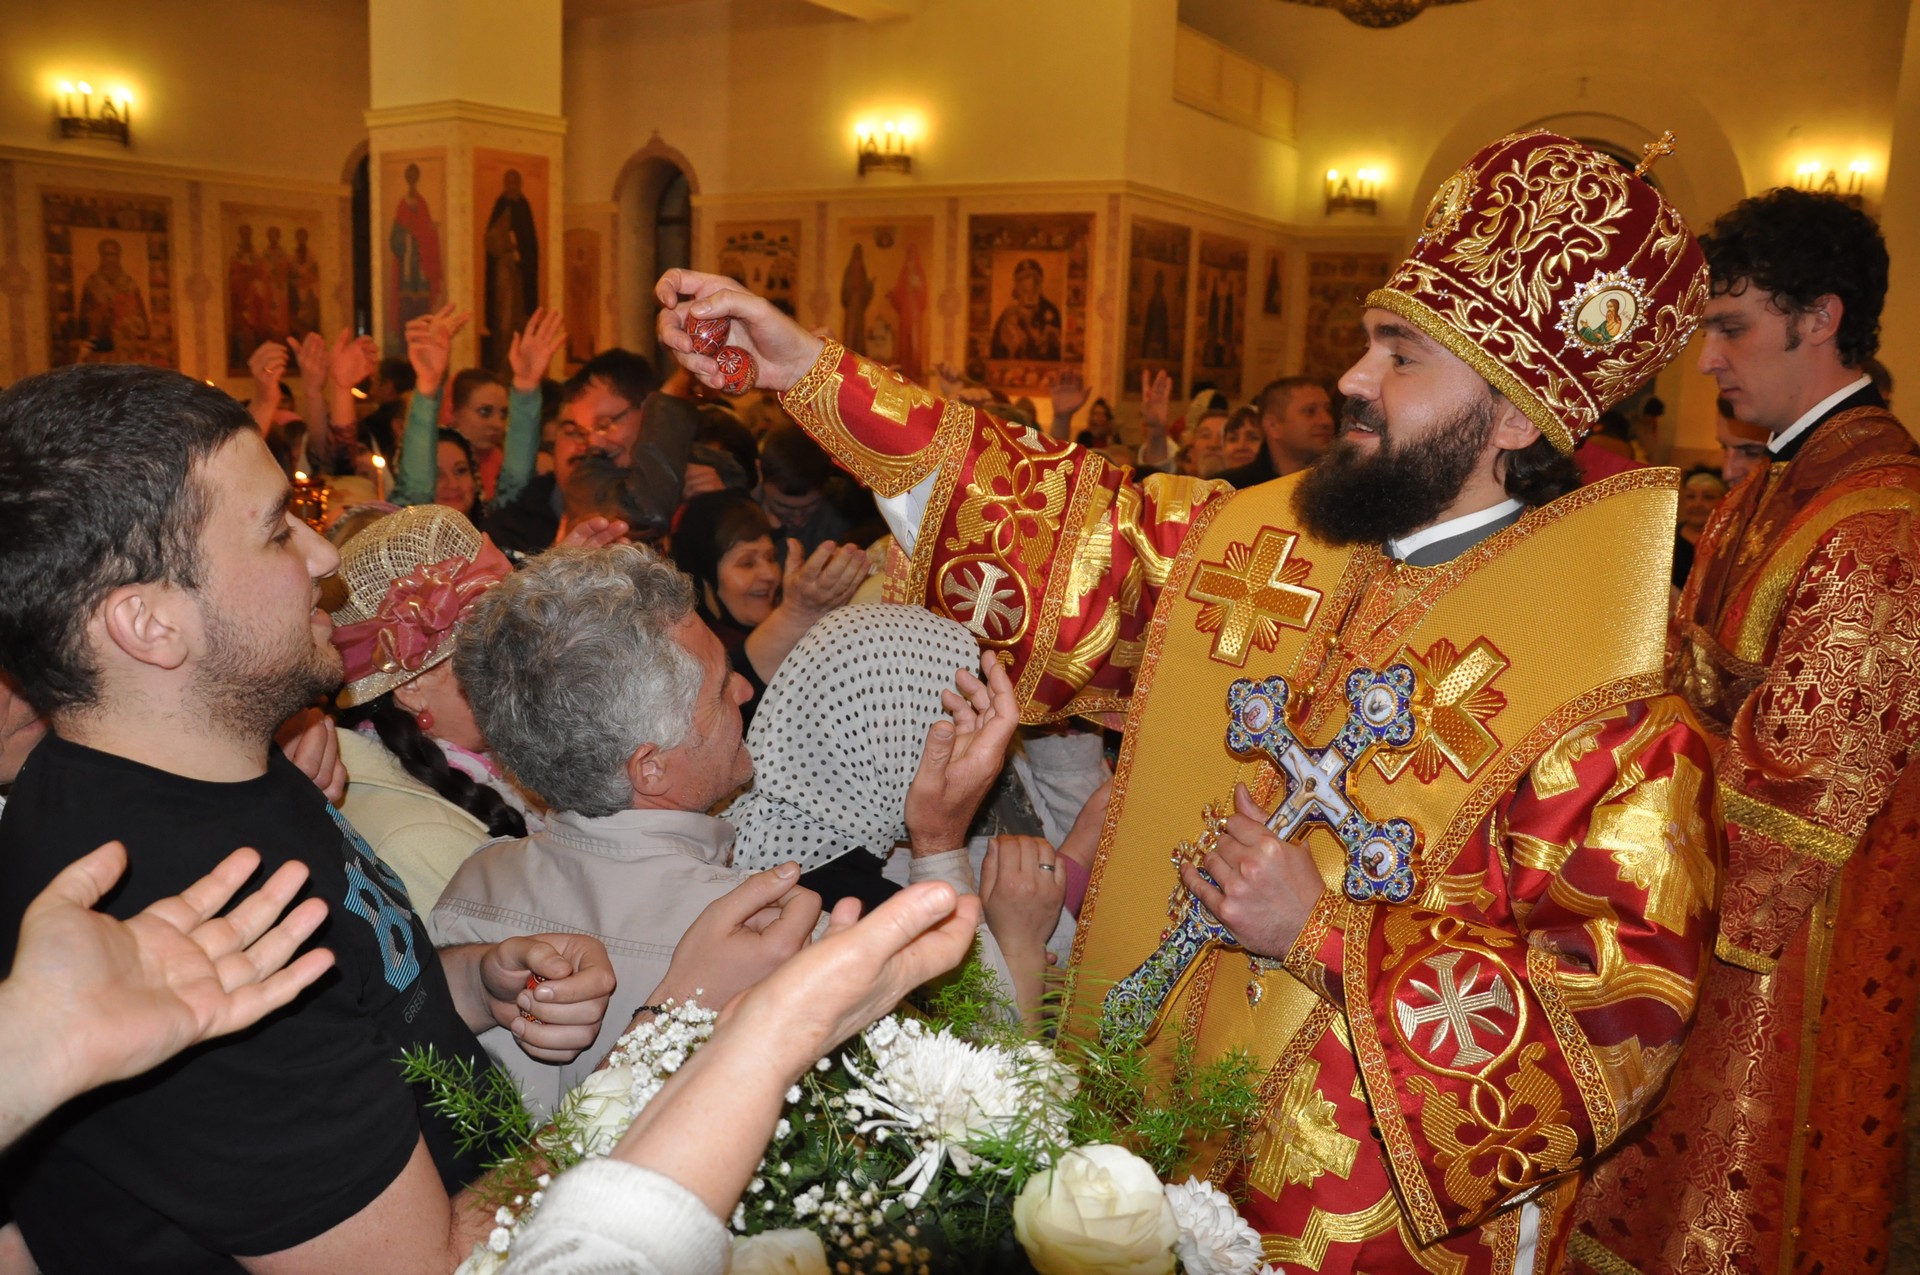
[727, 605, 1068, 1022]
[669, 489, 866, 728]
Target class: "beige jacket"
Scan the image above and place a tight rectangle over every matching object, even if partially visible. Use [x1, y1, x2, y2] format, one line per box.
[427, 807, 746, 1117]
[334, 727, 490, 913]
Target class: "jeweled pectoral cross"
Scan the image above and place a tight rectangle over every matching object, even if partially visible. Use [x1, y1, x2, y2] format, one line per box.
[1100, 666, 1422, 1045]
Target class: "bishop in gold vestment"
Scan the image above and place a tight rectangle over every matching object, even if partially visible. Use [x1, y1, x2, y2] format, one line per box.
[660, 131, 1725, 1274]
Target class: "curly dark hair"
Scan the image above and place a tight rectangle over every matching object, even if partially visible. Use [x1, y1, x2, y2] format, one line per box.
[1698, 188, 1888, 366]
[1500, 435, 1580, 507]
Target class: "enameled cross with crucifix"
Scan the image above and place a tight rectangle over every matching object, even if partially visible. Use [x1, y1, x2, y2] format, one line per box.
[1100, 665, 1421, 1045]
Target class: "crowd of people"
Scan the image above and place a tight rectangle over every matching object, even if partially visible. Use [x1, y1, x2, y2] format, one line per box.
[0, 131, 1913, 1275]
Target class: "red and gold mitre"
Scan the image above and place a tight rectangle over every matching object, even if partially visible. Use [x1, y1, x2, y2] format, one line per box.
[1367, 129, 1708, 454]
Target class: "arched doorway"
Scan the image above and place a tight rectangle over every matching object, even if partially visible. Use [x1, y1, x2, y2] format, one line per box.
[614, 139, 699, 361]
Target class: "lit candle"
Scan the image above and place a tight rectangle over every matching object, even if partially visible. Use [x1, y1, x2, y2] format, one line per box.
[78, 81, 92, 118]
[1326, 169, 1339, 201]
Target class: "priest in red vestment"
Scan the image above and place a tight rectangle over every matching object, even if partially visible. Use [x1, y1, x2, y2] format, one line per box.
[1573, 188, 1920, 1275]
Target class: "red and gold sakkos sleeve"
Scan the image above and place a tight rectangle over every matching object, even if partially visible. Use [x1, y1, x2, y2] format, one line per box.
[780, 341, 1225, 722]
[1712, 509, 1920, 972]
[1280, 694, 1722, 1242]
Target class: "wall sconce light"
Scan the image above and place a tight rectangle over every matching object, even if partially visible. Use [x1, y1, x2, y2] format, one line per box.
[1325, 168, 1380, 215]
[855, 120, 913, 177]
[1793, 159, 1871, 205]
[56, 81, 133, 146]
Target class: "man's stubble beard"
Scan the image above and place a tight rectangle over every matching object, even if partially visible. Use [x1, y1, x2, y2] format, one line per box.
[1290, 392, 1498, 547]
[191, 596, 344, 746]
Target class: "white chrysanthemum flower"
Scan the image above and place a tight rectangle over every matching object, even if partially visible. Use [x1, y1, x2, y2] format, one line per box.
[1164, 1177, 1263, 1275]
[841, 1016, 1076, 1208]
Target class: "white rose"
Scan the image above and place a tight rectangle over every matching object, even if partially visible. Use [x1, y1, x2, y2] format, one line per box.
[1164, 1177, 1263, 1275]
[1013, 1144, 1178, 1275]
[731, 1228, 831, 1275]
[561, 1064, 635, 1154]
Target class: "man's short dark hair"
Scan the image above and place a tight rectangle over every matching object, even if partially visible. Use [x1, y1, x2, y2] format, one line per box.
[1255, 376, 1324, 418]
[560, 348, 659, 411]
[1699, 187, 1889, 366]
[0, 365, 254, 713]
[759, 423, 833, 497]
[1642, 396, 1665, 418]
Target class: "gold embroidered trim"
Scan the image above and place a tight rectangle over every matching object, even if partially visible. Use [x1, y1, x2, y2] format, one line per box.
[1719, 782, 1857, 866]
[1529, 942, 1617, 1151]
[1426, 672, 1667, 882]
[1781, 873, 1845, 1266]
[1732, 484, 1920, 663]
[901, 412, 973, 604]
[1341, 906, 1450, 1243]
[777, 338, 845, 413]
[1018, 457, 1109, 723]
[1258, 1191, 1404, 1267]
[1283, 891, 1344, 992]
[1567, 1231, 1645, 1275]
[1364, 288, 1576, 455]
[1069, 491, 1234, 972]
[1714, 935, 1778, 974]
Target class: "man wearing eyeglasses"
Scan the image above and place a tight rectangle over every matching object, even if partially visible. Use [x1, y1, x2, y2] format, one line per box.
[484, 348, 697, 555]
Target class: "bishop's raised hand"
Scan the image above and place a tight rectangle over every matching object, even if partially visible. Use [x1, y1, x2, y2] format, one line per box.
[654, 269, 826, 395]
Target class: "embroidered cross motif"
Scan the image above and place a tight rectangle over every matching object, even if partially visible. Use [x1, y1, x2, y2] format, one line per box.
[938, 557, 1026, 643]
[856, 360, 936, 425]
[1250, 1057, 1362, 1193]
[1187, 528, 1322, 666]
[1393, 950, 1517, 1070]
[1374, 636, 1509, 783]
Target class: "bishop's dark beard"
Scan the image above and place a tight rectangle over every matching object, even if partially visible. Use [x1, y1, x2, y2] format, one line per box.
[1290, 393, 1498, 546]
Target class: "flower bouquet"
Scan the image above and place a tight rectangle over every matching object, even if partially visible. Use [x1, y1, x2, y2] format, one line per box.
[408, 958, 1280, 1275]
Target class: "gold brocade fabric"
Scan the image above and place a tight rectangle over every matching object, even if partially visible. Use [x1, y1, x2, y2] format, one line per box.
[1067, 470, 1718, 1273]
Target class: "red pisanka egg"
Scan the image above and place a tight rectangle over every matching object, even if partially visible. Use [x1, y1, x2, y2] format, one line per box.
[714, 345, 757, 395]
[686, 315, 730, 356]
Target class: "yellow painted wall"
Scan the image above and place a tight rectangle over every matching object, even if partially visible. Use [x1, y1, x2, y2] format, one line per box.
[1, 0, 367, 184]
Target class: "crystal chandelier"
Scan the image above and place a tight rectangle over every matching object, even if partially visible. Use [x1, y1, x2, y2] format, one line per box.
[1281, 0, 1476, 28]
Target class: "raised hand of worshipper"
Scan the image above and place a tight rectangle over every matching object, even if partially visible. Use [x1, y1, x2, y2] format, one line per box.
[506, 881, 983, 1272]
[292, 330, 330, 409]
[246, 339, 289, 432]
[979, 835, 1067, 1023]
[406, 301, 472, 398]
[782, 536, 867, 616]
[1139, 367, 1175, 465]
[655, 268, 826, 394]
[556, 512, 632, 549]
[0, 841, 333, 1151]
[328, 324, 380, 393]
[1048, 368, 1090, 440]
[902, 651, 1020, 854]
[455, 932, 618, 1064]
[1177, 782, 1327, 960]
[509, 306, 568, 394]
[274, 706, 347, 805]
[634, 863, 824, 1028]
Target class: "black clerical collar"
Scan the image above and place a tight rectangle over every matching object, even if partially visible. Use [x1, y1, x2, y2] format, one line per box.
[1769, 376, 1883, 462]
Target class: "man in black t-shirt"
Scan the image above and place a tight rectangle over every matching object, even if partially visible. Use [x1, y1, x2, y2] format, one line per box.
[0, 365, 617, 1273]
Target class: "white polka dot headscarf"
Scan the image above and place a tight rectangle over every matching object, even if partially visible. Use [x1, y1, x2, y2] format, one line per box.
[727, 604, 983, 871]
